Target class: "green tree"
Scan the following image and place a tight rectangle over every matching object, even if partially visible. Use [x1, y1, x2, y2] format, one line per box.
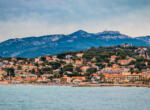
[117, 51, 126, 59]
[6, 68, 15, 77]
[17, 65, 22, 70]
[96, 63, 105, 69]
[63, 64, 73, 72]
[49, 62, 61, 69]
[86, 68, 97, 75]
[31, 69, 36, 74]
[40, 57, 46, 61]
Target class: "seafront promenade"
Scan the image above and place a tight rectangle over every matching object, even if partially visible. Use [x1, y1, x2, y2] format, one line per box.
[73, 83, 150, 88]
[0, 82, 150, 88]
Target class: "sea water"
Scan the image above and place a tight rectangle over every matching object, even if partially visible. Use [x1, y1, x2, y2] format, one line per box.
[0, 85, 150, 110]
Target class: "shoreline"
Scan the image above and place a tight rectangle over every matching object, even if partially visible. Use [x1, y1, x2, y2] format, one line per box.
[0, 83, 150, 88]
[72, 84, 150, 88]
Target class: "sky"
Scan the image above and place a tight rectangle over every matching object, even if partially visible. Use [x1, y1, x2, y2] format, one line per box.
[0, 0, 150, 42]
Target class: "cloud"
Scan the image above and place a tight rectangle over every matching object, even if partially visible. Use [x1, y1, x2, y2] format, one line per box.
[0, 0, 150, 42]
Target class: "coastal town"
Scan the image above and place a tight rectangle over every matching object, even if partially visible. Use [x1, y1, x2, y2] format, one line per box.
[0, 44, 150, 87]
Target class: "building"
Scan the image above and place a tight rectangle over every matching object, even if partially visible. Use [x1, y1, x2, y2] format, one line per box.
[0, 74, 3, 80]
[41, 73, 51, 82]
[52, 55, 58, 61]
[11, 76, 24, 83]
[0, 80, 9, 84]
[52, 78, 61, 84]
[124, 73, 145, 81]
[65, 55, 73, 59]
[91, 73, 101, 83]
[15, 74, 38, 82]
[35, 58, 40, 62]
[80, 66, 90, 72]
[104, 73, 125, 83]
[118, 60, 131, 65]
[112, 64, 119, 68]
[36, 77, 43, 83]
[101, 67, 124, 74]
[46, 56, 51, 61]
[110, 55, 117, 62]
[71, 76, 86, 83]
[60, 75, 71, 84]
[146, 74, 150, 80]
[76, 53, 84, 58]
[75, 60, 83, 65]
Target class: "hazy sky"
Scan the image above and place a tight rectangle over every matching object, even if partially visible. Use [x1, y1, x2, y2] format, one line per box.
[0, 0, 150, 42]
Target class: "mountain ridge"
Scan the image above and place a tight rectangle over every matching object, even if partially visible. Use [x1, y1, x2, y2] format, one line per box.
[0, 30, 150, 58]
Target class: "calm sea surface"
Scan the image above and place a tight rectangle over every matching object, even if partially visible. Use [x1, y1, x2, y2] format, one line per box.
[0, 85, 150, 110]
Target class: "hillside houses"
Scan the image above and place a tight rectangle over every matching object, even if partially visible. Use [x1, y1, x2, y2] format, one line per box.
[0, 45, 150, 85]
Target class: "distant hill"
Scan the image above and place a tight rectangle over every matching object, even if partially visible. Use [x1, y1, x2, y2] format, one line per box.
[0, 30, 149, 58]
[136, 36, 150, 45]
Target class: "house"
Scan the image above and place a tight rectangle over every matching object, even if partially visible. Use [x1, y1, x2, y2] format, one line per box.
[80, 66, 90, 72]
[63, 59, 74, 64]
[122, 43, 132, 48]
[110, 55, 117, 62]
[112, 64, 119, 68]
[124, 73, 145, 81]
[65, 71, 73, 75]
[38, 61, 44, 64]
[35, 58, 40, 62]
[104, 73, 125, 83]
[18, 60, 24, 64]
[103, 62, 108, 66]
[53, 69, 61, 74]
[0, 80, 9, 84]
[128, 57, 136, 61]
[145, 62, 148, 66]
[121, 72, 131, 75]
[36, 77, 43, 83]
[36, 76, 50, 83]
[118, 57, 136, 65]
[11, 76, 24, 83]
[3, 60, 9, 64]
[46, 56, 51, 61]
[76, 53, 84, 58]
[80, 72, 85, 75]
[41, 73, 51, 82]
[65, 55, 73, 59]
[118, 59, 131, 65]
[91, 64, 99, 70]
[72, 79, 81, 84]
[146, 74, 150, 80]
[91, 73, 101, 83]
[52, 78, 61, 84]
[120, 68, 130, 72]
[60, 75, 71, 84]
[71, 76, 86, 83]
[75, 60, 83, 65]
[91, 73, 99, 76]
[0, 70, 7, 76]
[22, 65, 37, 70]
[129, 65, 135, 68]
[141, 68, 150, 74]
[52, 55, 58, 61]
[16, 74, 37, 82]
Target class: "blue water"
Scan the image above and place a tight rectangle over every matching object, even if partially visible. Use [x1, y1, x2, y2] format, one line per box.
[0, 86, 150, 110]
